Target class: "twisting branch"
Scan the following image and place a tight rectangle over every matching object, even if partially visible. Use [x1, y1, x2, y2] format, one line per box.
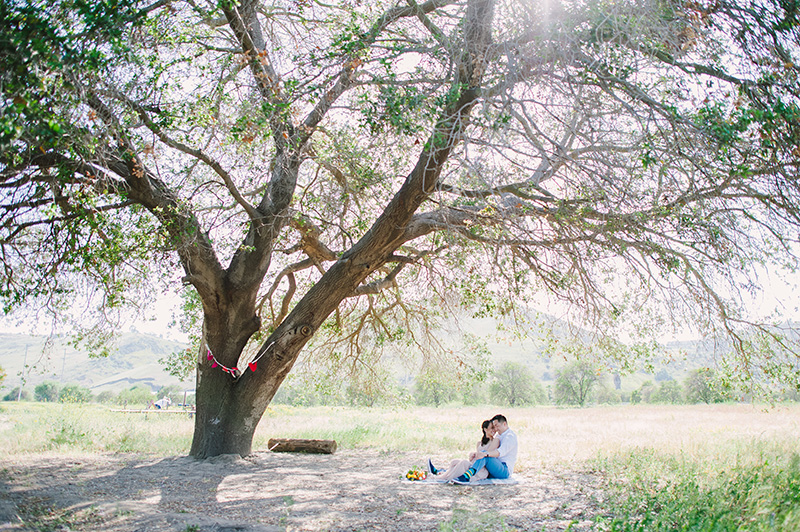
[108, 91, 262, 222]
[436, 181, 555, 202]
[301, 0, 460, 140]
[257, 257, 315, 327]
[350, 247, 445, 297]
[405, 0, 452, 50]
[272, 271, 297, 330]
[289, 213, 338, 264]
[222, 0, 291, 142]
[80, 89, 228, 301]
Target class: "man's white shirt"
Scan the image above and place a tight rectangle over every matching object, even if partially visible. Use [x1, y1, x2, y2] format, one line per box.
[496, 428, 518, 473]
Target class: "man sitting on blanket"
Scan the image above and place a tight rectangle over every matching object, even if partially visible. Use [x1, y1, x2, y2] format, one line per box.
[455, 414, 517, 482]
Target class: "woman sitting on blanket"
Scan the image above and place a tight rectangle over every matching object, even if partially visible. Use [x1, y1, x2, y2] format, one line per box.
[427, 420, 498, 482]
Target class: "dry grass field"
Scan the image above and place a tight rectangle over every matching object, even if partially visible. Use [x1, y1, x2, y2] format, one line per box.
[0, 402, 799, 530]
[2, 402, 798, 462]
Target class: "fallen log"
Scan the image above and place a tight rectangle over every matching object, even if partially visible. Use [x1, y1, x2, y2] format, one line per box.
[267, 438, 337, 454]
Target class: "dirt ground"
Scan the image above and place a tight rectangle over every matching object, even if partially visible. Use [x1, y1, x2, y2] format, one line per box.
[0, 450, 605, 531]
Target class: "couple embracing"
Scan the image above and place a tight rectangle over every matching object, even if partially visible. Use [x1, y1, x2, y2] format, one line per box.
[427, 414, 518, 484]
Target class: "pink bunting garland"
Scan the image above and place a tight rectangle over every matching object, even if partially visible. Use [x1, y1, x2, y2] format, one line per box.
[206, 349, 239, 376]
[205, 341, 273, 379]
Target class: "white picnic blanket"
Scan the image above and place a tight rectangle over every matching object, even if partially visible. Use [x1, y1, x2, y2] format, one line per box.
[409, 476, 522, 486]
[454, 476, 521, 485]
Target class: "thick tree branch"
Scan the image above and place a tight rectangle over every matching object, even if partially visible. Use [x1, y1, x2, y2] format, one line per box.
[81, 91, 228, 303]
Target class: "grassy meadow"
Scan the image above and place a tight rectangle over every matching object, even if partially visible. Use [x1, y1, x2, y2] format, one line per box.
[1, 402, 799, 529]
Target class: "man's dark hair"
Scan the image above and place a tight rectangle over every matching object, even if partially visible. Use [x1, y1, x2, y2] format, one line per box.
[491, 414, 507, 424]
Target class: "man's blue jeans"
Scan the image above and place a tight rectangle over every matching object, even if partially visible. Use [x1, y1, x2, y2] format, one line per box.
[469, 457, 510, 479]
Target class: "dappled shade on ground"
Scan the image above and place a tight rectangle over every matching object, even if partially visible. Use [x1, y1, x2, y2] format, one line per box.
[0, 450, 599, 531]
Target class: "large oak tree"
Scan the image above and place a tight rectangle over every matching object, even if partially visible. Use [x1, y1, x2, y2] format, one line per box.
[2, 0, 799, 456]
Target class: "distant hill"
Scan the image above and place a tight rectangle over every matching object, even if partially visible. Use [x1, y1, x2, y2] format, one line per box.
[0, 332, 191, 393]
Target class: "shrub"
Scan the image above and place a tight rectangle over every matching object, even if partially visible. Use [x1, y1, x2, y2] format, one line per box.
[652, 380, 684, 404]
[684, 368, 726, 404]
[630, 389, 642, 404]
[34, 381, 60, 402]
[346, 379, 383, 407]
[595, 384, 622, 405]
[115, 385, 154, 407]
[414, 371, 457, 406]
[271, 375, 325, 406]
[596, 448, 800, 531]
[460, 380, 489, 406]
[94, 390, 117, 404]
[48, 419, 91, 448]
[3, 387, 31, 401]
[58, 384, 93, 403]
[635, 380, 656, 403]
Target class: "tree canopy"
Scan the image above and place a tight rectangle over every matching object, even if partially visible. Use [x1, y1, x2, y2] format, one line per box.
[2, 0, 800, 455]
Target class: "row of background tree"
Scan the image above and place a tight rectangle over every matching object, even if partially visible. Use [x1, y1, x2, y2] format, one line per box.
[274, 362, 777, 407]
[2, 381, 193, 408]
[6, 361, 791, 408]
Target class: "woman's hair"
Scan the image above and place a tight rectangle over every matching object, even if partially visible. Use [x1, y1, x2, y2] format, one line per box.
[480, 419, 492, 446]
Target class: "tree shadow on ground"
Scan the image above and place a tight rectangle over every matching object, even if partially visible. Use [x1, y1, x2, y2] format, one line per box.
[0, 451, 601, 531]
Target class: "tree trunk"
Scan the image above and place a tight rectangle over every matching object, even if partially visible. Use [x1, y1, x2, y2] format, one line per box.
[188, 110, 489, 459]
[189, 306, 317, 458]
[189, 368, 256, 457]
[188, 255, 390, 458]
[189, 290, 270, 458]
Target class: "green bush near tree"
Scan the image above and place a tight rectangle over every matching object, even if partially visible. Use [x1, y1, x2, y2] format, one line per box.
[631, 381, 656, 404]
[685, 368, 727, 404]
[115, 385, 154, 408]
[414, 370, 457, 407]
[2, 387, 31, 401]
[489, 361, 546, 406]
[595, 384, 622, 405]
[553, 361, 600, 407]
[94, 390, 117, 404]
[58, 384, 93, 404]
[34, 382, 60, 403]
[652, 380, 684, 404]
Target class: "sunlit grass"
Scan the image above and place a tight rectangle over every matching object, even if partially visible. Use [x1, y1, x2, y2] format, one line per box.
[261, 403, 800, 474]
[0, 402, 194, 456]
[256, 405, 492, 455]
[2, 402, 800, 466]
